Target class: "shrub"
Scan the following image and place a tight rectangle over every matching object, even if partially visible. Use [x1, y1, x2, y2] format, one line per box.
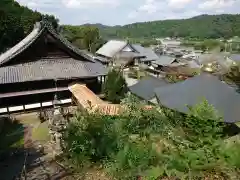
[63, 96, 240, 179]
[103, 68, 128, 103]
[64, 112, 122, 162]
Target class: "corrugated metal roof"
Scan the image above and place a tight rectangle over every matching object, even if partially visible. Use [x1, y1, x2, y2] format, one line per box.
[96, 40, 128, 58]
[0, 58, 107, 84]
[155, 74, 240, 123]
[129, 76, 169, 101]
[132, 44, 159, 61]
[69, 83, 124, 115]
[152, 55, 176, 66]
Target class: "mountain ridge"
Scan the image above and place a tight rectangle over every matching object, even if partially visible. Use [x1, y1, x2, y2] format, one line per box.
[80, 14, 240, 39]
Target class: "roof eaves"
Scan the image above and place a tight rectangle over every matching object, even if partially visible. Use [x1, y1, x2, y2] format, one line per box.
[45, 24, 94, 63]
[0, 24, 44, 66]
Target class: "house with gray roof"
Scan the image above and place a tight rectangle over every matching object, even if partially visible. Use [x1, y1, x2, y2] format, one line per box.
[131, 44, 160, 64]
[96, 40, 144, 66]
[0, 21, 107, 110]
[154, 74, 240, 123]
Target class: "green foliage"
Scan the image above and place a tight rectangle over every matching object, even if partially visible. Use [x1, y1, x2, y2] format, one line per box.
[0, 0, 58, 52]
[186, 100, 224, 141]
[64, 111, 124, 167]
[92, 14, 240, 39]
[0, 117, 24, 154]
[128, 69, 146, 79]
[103, 69, 128, 103]
[127, 38, 159, 47]
[182, 39, 223, 51]
[62, 25, 105, 53]
[63, 95, 240, 179]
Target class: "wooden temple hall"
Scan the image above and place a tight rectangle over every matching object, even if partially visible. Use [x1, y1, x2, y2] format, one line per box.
[0, 21, 107, 114]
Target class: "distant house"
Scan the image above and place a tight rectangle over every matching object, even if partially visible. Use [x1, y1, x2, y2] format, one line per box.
[154, 74, 240, 123]
[151, 55, 184, 73]
[95, 40, 144, 67]
[160, 39, 181, 49]
[132, 44, 160, 65]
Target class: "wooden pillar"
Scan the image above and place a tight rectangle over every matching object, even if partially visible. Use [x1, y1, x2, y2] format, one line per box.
[23, 104, 26, 112]
[7, 106, 10, 115]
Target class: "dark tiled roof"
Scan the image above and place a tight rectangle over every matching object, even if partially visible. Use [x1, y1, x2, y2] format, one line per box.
[132, 44, 159, 61]
[155, 74, 240, 123]
[152, 55, 176, 66]
[129, 76, 169, 101]
[0, 21, 94, 66]
[116, 51, 144, 58]
[0, 58, 107, 84]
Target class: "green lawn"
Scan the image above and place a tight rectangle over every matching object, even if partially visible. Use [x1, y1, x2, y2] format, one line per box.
[32, 121, 50, 142]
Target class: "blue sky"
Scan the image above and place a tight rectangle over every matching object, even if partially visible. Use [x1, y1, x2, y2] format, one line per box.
[16, 0, 240, 25]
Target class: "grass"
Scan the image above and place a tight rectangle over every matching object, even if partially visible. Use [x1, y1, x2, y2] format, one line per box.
[32, 121, 50, 142]
[16, 113, 40, 125]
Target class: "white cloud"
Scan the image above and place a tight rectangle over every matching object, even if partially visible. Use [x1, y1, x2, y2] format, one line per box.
[128, 11, 138, 19]
[168, 0, 191, 9]
[127, 0, 161, 19]
[17, 0, 61, 8]
[198, 0, 234, 10]
[17, 0, 120, 9]
[62, 0, 120, 9]
[138, 0, 158, 14]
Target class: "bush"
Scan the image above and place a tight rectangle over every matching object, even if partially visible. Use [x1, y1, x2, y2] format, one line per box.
[63, 111, 124, 166]
[63, 96, 240, 179]
[103, 68, 128, 103]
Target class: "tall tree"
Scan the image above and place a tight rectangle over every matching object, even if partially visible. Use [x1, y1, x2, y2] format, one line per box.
[63, 25, 103, 53]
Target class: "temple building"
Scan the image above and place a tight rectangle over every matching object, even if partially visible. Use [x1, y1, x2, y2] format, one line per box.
[0, 21, 107, 113]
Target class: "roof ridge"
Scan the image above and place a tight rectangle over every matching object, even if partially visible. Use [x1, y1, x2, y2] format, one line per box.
[0, 21, 94, 66]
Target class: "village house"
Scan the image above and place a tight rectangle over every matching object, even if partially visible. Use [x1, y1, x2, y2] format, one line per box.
[95, 40, 161, 67]
[0, 21, 107, 114]
[95, 40, 144, 67]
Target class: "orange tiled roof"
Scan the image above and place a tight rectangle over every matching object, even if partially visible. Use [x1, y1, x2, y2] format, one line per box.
[69, 83, 153, 116]
[68, 84, 105, 109]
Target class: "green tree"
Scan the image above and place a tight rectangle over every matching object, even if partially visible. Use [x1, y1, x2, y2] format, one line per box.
[62, 25, 102, 53]
[0, 0, 58, 52]
[63, 97, 240, 180]
[95, 14, 240, 39]
[0, 10, 24, 52]
[103, 69, 128, 103]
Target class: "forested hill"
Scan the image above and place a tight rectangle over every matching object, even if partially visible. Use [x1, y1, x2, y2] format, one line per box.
[94, 14, 240, 39]
[0, 0, 58, 52]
